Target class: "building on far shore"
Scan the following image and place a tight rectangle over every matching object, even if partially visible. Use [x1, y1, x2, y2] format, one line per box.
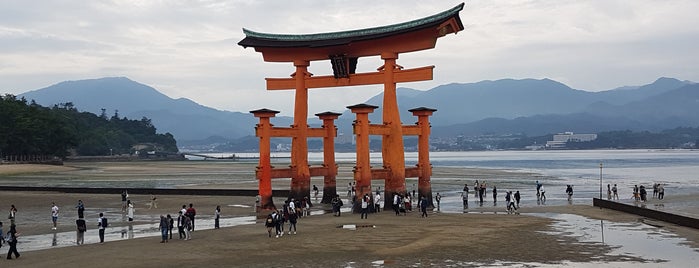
[546, 132, 597, 149]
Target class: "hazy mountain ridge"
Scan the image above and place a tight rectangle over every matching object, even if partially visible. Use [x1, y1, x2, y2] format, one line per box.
[18, 77, 292, 141]
[16, 76, 696, 144]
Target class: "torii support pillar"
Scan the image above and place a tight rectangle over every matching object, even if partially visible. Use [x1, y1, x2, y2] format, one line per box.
[250, 108, 279, 213]
[410, 107, 437, 207]
[316, 111, 341, 204]
[348, 104, 378, 208]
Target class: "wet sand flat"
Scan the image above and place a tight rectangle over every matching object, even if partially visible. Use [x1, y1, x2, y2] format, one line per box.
[1, 162, 698, 267]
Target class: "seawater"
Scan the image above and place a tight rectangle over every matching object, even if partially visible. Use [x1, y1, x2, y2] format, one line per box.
[199, 149, 699, 205]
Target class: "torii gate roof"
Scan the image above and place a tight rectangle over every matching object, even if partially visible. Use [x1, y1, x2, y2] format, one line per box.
[238, 3, 464, 62]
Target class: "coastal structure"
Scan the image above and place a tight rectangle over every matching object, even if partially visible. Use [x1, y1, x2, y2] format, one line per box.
[240, 3, 464, 213]
[546, 132, 598, 149]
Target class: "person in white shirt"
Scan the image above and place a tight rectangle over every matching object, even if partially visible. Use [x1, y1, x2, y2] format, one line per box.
[51, 202, 59, 230]
[374, 192, 381, 212]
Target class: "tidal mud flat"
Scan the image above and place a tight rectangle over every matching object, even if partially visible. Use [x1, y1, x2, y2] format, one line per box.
[0, 161, 697, 267]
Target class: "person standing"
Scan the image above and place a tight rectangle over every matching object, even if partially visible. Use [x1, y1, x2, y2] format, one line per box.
[8, 205, 17, 225]
[287, 210, 297, 235]
[214, 205, 221, 229]
[186, 203, 196, 231]
[127, 200, 135, 221]
[360, 194, 369, 219]
[374, 192, 381, 212]
[331, 195, 342, 216]
[182, 214, 192, 240]
[98, 212, 107, 243]
[76, 200, 85, 219]
[313, 185, 319, 200]
[121, 190, 128, 212]
[612, 184, 619, 200]
[76, 217, 86, 245]
[51, 202, 59, 230]
[167, 214, 174, 239]
[177, 211, 186, 239]
[607, 184, 612, 200]
[393, 193, 401, 215]
[461, 190, 469, 208]
[514, 191, 521, 208]
[6, 224, 20, 259]
[265, 213, 275, 238]
[435, 193, 442, 210]
[159, 215, 168, 243]
[492, 186, 498, 204]
[658, 184, 665, 200]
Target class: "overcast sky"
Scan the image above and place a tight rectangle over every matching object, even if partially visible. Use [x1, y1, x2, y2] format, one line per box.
[1, 0, 697, 116]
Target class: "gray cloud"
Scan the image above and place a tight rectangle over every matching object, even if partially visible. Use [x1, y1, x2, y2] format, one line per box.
[1, 0, 697, 116]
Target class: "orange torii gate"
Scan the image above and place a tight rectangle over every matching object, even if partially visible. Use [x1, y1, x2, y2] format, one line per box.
[240, 3, 464, 212]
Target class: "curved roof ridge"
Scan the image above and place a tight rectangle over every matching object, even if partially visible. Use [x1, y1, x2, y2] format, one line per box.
[242, 3, 464, 42]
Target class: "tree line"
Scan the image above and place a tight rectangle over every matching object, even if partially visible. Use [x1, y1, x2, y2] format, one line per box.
[1, 94, 178, 158]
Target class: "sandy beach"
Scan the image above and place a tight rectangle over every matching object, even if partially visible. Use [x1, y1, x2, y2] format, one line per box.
[1, 162, 698, 267]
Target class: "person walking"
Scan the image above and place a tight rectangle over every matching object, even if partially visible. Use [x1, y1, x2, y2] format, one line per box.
[51, 202, 59, 230]
[98, 212, 107, 243]
[514, 191, 521, 208]
[420, 196, 429, 218]
[149, 194, 158, 209]
[214, 205, 221, 229]
[612, 184, 619, 200]
[76, 217, 87, 245]
[6, 224, 20, 259]
[658, 184, 665, 200]
[435, 193, 442, 210]
[159, 215, 168, 243]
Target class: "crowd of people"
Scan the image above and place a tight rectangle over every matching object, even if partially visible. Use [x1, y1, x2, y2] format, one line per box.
[265, 197, 312, 238]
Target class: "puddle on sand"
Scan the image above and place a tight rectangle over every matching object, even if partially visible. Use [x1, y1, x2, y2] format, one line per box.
[532, 213, 699, 267]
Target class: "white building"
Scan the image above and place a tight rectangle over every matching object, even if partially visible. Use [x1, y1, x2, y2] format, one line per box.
[546, 132, 597, 148]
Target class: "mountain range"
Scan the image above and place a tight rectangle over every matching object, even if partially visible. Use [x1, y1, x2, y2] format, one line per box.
[16, 76, 697, 144]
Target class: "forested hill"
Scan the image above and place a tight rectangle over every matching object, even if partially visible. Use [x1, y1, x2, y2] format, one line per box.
[0, 95, 178, 158]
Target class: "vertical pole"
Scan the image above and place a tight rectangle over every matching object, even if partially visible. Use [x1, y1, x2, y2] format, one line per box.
[291, 60, 311, 200]
[599, 162, 603, 199]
